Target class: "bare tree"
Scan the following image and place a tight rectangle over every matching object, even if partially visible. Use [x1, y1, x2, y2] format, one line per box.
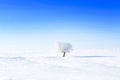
[57, 42, 72, 57]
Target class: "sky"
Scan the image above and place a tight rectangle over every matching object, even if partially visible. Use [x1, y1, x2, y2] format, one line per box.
[0, 0, 120, 54]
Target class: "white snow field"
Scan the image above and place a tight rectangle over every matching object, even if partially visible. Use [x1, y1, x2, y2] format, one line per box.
[0, 53, 120, 80]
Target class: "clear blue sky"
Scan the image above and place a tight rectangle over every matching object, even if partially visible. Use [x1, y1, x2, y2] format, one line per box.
[0, 0, 120, 50]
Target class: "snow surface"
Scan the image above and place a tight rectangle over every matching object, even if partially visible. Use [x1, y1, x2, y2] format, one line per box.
[0, 54, 120, 80]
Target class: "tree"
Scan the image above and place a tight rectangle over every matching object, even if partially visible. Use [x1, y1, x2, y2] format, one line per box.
[57, 42, 72, 57]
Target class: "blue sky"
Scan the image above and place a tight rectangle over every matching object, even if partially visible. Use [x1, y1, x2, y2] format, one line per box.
[0, 0, 120, 50]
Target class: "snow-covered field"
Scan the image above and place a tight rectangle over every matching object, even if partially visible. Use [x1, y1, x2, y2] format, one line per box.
[0, 53, 120, 80]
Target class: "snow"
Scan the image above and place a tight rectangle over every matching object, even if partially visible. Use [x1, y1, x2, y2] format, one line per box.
[0, 54, 120, 80]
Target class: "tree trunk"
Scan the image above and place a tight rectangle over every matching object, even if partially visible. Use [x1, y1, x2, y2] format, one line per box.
[63, 52, 66, 57]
